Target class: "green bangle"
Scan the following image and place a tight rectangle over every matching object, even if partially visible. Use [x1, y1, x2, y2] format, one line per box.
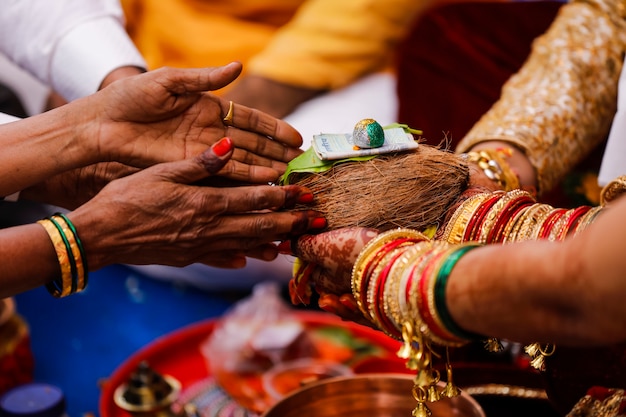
[434, 244, 482, 341]
[48, 216, 78, 294]
[55, 212, 88, 289]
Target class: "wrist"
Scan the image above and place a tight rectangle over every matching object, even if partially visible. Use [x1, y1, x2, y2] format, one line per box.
[99, 66, 146, 90]
[469, 141, 537, 193]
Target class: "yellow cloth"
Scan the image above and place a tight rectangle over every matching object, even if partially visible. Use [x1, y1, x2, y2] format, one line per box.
[121, 0, 421, 91]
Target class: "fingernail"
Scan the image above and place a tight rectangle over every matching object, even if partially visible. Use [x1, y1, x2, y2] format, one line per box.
[340, 296, 357, 310]
[311, 217, 327, 229]
[277, 240, 293, 255]
[318, 301, 337, 315]
[297, 192, 314, 204]
[212, 137, 232, 157]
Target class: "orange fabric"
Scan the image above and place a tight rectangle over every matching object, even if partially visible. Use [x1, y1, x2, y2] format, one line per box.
[122, 0, 298, 70]
[121, 0, 421, 91]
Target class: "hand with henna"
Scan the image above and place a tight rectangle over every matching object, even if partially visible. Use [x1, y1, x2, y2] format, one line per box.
[290, 227, 379, 326]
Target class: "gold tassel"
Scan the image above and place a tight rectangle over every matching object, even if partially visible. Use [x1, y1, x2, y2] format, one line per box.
[412, 385, 432, 417]
[414, 369, 434, 387]
[412, 402, 432, 417]
[524, 343, 540, 358]
[525, 343, 555, 371]
[484, 337, 503, 352]
[397, 322, 415, 359]
[427, 384, 442, 403]
[441, 348, 461, 398]
[530, 354, 546, 371]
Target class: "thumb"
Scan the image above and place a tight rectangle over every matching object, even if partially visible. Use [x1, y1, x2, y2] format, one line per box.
[169, 62, 243, 94]
[162, 137, 234, 184]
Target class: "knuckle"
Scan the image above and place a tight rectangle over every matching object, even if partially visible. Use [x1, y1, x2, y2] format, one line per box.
[250, 216, 277, 236]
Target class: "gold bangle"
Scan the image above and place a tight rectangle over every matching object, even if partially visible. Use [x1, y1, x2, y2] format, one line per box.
[37, 219, 72, 297]
[441, 193, 491, 244]
[396, 242, 437, 326]
[367, 245, 412, 336]
[513, 203, 552, 242]
[502, 204, 532, 243]
[466, 148, 520, 191]
[351, 228, 429, 318]
[574, 206, 603, 235]
[51, 215, 86, 292]
[600, 175, 626, 206]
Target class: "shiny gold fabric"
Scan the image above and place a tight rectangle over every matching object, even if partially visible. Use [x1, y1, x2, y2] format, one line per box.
[457, 0, 626, 194]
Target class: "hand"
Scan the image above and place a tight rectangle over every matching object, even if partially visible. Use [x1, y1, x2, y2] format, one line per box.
[21, 162, 139, 210]
[223, 74, 321, 119]
[87, 63, 304, 183]
[289, 228, 378, 322]
[68, 138, 325, 271]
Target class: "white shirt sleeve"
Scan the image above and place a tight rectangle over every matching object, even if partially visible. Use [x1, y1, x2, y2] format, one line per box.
[0, 0, 146, 101]
[0, 113, 20, 125]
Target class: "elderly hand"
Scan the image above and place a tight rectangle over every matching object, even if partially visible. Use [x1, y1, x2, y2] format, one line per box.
[68, 138, 325, 271]
[87, 63, 304, 183]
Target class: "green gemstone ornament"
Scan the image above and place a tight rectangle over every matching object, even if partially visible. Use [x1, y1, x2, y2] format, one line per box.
[353, 118, 385, 149]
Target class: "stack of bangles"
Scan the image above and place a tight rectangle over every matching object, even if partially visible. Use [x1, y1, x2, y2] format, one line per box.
[440, 189, 601, 245]
[350, 229, 483, 411]
[348, 190, 604, 409]
[37, 213, 88, 298]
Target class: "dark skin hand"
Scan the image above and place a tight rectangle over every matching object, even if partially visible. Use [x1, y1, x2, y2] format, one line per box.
[0, 138, 326, 298]
[2, 64, 306, 201]
[70, 140, 325, 271]
[88, 63, 304, 183]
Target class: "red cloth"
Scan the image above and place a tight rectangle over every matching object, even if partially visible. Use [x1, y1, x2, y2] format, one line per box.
[395, 0, 607, 207]
[396, 1, 563, 145]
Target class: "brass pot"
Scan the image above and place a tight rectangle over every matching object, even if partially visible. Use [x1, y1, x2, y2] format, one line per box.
[262, 373, 486, 417]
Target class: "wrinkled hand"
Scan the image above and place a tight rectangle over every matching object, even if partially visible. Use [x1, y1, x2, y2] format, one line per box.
[88, 63, 303, 183]
[68, 138, 324, 271]
[21, 162, 138, 210]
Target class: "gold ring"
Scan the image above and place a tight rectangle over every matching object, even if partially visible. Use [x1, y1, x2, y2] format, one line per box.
[222, 100, 234, 126]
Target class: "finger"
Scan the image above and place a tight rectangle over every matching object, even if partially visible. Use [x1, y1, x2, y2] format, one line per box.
[151, 137, 233, 184]
[220, 99, 303, 148]
[199, 253, 247, 269]
[196, 210, 326, 245]
[319, 293, 371, 326]
[218, 158, 286, 184]
[226, 128, 303, 163]
[244, 243, 280, 262]
[294, 228, 378, 264]
[203, 184, 317, 213]
[156, 63, 244, 95]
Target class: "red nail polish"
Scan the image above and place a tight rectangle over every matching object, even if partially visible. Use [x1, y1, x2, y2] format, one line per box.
[277, 240, 293, 255]
[318, 302, 337, 315]
[212, 137, 232, 157]
[297, 193, 314, 204]
[311, 217, 327, 229]
[340, 297, 357, 311]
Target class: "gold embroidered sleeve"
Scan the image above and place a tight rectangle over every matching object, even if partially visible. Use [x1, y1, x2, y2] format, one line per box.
[456, 0, 626, 194]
